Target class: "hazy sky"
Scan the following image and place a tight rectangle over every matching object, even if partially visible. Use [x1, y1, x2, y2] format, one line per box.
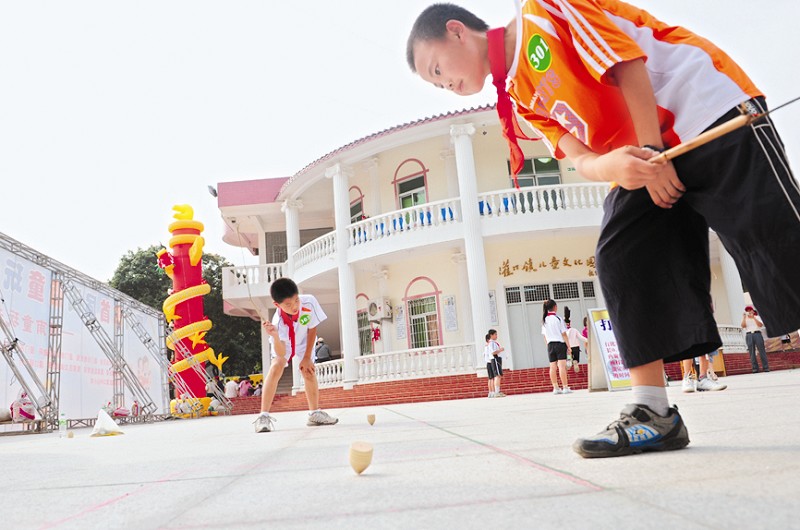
[2, 1, 798, 282]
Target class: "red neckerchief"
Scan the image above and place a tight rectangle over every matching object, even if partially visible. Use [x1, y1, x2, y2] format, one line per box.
[487, 27, 537, 189]
[279, 309, 300, 363]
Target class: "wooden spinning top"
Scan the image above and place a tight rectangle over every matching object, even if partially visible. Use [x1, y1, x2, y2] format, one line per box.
[367, 414, 375, 426]
[349, 441, 373, 475]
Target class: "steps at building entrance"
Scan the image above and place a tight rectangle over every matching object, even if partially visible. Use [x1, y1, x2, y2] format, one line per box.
[229, 351, 799, 415]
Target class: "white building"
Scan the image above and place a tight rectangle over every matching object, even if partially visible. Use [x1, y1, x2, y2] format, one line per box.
[216, 106, 746, 393]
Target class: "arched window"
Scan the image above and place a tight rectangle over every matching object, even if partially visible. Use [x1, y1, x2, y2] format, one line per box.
[356, 293, 373, 355]
[349, 186, 365, 223]
[393, 159, 429, 210]
[403, 277, 442, 349]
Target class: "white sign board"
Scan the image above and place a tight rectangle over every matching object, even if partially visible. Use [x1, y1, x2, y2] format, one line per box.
[488, 290, 498, 325]
[394, 304, 406, 341]
[588, 308, 631, 391]
[0, 247, 167, 427]
[443, 295, 458, 332]
[0, 249, 52, 422]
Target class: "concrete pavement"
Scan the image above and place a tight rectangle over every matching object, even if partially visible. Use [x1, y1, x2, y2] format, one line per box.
[2, 370, 799, 529]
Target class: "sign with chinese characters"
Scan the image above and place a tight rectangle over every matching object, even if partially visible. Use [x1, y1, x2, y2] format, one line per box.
[589, 308, 630, 391]
[488, 290, 498, 325]
[443, 295, 458, 332]
[394, 304, 406, 341]
[0, 247, 167, 424]
[0, 250, 53, 418]
[498, 255, 596, 277]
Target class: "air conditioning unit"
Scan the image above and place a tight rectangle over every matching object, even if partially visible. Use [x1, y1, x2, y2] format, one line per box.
[366, 298, 392, 321]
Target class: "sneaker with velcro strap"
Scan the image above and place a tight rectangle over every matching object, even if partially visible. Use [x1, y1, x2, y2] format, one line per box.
[572, 404, 689, 458]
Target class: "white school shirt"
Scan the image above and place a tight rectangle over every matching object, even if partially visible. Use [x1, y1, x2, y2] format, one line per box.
[269, 294, 327, 361]
[484, 339, 502, 362]
[567, 327, 586, 348]
[224, 379, 239, 398]
[542, 314, 568, 344]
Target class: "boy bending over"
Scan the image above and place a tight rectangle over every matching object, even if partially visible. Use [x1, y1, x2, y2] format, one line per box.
[407, 1, 800, 457]
[254, 278, 339, 433]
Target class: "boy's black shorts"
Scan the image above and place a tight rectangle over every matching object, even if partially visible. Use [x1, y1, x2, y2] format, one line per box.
[547, 342, 568, 363]
[487, 357, 503, 378]
[597, 98, 800, 369]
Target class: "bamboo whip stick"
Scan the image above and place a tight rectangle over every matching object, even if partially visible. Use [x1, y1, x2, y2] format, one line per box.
[648, 113, 755, 164]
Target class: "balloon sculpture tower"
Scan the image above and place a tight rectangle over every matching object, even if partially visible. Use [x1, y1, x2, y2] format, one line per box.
[157, 205, 226, 414]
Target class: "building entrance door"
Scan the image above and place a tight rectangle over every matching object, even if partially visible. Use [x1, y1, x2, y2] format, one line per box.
[504, 281, 597, 369]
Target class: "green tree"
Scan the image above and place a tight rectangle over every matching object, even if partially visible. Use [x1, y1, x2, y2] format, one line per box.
[110, 245, 262, 377]
[109, 245, 171, 310]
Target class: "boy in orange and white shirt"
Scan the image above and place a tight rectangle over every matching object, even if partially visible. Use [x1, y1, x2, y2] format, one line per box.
[254, 278, 338, 433]
[407, 1, 800, 458]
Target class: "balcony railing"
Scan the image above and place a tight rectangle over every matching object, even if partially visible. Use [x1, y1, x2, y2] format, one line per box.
[478, 183, 609, 218]
[315, 359, 344, 388]
[222, 263, 284, 300]
[349, 198, 462, 248]
[296, 344, 475, 392]
[357, 343, 475, 383]
[294, 231, 337, 271]
[227, 184, 608, 296]
[718, 325, 746, 353]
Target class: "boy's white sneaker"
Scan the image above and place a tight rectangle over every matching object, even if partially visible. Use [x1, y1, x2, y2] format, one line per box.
[682, 374, 696, 393]
[553, 387, 561, 395]
[696, 377, 727, 392]
[307, 410, 339, 426]
[253, 414, 275, 433]
[561, 387, 573, 394]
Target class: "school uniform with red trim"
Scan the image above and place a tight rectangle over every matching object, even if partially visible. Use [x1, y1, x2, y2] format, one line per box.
[506, 0, 800, 367]
[269, 294, 327, 363]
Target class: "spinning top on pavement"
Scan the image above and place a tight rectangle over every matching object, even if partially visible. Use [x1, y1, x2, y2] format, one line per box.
[367, 414, 375, 426]
[67, 431, 74, 439]
[349, 441, 373, 475]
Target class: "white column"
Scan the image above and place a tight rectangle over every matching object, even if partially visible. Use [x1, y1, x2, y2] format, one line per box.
[282, 199, 303, 277]
[451, 124, 491, 369]
[593, 277, 606, 309]
[280, 200, 303, 393]
[364, 157, 381, 216]
[373, 268, 390, 354]
[259, 309, 272, 390]
[257, 230, 267, 263]
[718, 237, 746, 325]
[440, 148, 459, 198]
[451, 252, 474, 345]
[326, 163, 361, 388]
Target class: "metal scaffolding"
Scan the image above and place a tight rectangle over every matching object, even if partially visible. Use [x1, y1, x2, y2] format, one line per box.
[0, 232, 167, 432]
[0, 311, 51, 426]
[60, 279, 157, 415]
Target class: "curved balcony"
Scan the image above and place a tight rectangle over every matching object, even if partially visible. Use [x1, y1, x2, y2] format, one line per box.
[478, 183, 610, 236]
[224, 183, 610, 304]
[346, 198, 463, 262]
[293, 231, 337, 283]
[222, 263, 284, 311]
